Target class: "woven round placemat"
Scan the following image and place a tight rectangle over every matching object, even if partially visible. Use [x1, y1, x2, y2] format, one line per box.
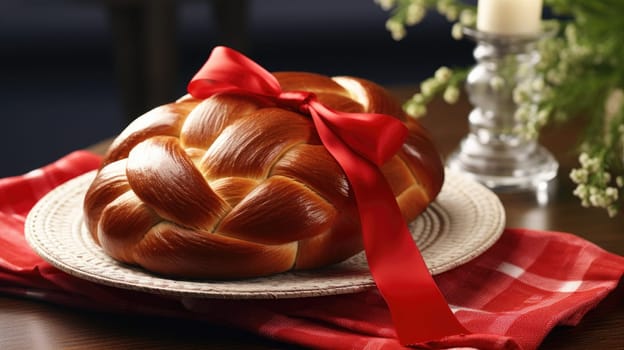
[25, 170, 505, 299]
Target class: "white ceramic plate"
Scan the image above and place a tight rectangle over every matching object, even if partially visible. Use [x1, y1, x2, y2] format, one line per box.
[25, 170, 505, 299]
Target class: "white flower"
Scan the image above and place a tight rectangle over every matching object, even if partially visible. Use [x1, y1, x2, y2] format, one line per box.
[443, 6, 459, 21]
[459, 9, 476, 26]
[386, 19, 406, 41]
[410, 93, 426, 105]
[564, 24, 578, 43]
[570, 168, 589, 184]
[436, 0, 451, 13]
[535, 109, 550, 127]
[579, 153, 601, 172]
[406, 4, 426, 25]
[530, 77, 545, 92]
[606, 187, 619, 201]
[434, 66, 452, 83]
[589, 193, 604, 207]
[436, 0, 459, 21]
[375, 0, 395, 11]
[443, 86, 460, 104]
[405, 102, 427, 118]
[451, 23, 463, 40]
[420, 79, 438, 97]
[515, 124, 538, 140]
[607, 206, 619, 218]
[514, 106, 531, 123]
[573, 184, 588, 198]
[513, 84, 531, 104]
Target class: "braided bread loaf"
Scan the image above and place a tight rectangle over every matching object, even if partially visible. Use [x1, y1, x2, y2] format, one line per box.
[83, 72, 444, 279]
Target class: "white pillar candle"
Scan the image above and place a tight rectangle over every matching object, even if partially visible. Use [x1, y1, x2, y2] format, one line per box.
[476, 0, 543, 35]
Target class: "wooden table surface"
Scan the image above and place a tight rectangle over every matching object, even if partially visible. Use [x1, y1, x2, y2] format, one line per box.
[2, 87, 623, 349]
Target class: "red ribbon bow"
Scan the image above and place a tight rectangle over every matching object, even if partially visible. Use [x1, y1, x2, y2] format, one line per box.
[188, 46, 468, 345]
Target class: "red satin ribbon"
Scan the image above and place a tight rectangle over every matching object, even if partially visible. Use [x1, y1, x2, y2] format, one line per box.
[188, 46, 468, 345]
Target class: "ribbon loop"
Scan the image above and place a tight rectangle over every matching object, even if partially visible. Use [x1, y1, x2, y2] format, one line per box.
[188, 46, 281, 98]
[187, 46, 468, 345]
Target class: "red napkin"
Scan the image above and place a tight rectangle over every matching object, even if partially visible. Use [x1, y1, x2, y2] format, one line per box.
[1, 151, 623, 350]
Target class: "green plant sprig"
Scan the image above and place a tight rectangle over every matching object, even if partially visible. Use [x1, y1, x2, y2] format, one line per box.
[376, 0, 624, 216]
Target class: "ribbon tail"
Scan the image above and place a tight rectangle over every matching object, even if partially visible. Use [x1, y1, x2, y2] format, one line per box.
[309, 110, 468, 345]
[185, 46, 468, 343]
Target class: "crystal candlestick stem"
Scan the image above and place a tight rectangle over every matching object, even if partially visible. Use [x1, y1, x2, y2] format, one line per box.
[446, 26, 558, 192]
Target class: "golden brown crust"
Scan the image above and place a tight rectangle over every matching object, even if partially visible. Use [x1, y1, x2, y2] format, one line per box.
[83, 71, 444, 279]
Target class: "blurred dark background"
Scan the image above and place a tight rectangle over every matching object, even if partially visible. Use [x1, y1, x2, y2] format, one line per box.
[1, 0, 473, 177]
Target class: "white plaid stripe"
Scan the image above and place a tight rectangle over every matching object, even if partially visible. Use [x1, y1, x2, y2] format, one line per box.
[497, 261, 589, 293]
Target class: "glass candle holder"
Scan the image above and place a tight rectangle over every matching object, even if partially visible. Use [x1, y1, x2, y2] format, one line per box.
[446, 26, 558, 192]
